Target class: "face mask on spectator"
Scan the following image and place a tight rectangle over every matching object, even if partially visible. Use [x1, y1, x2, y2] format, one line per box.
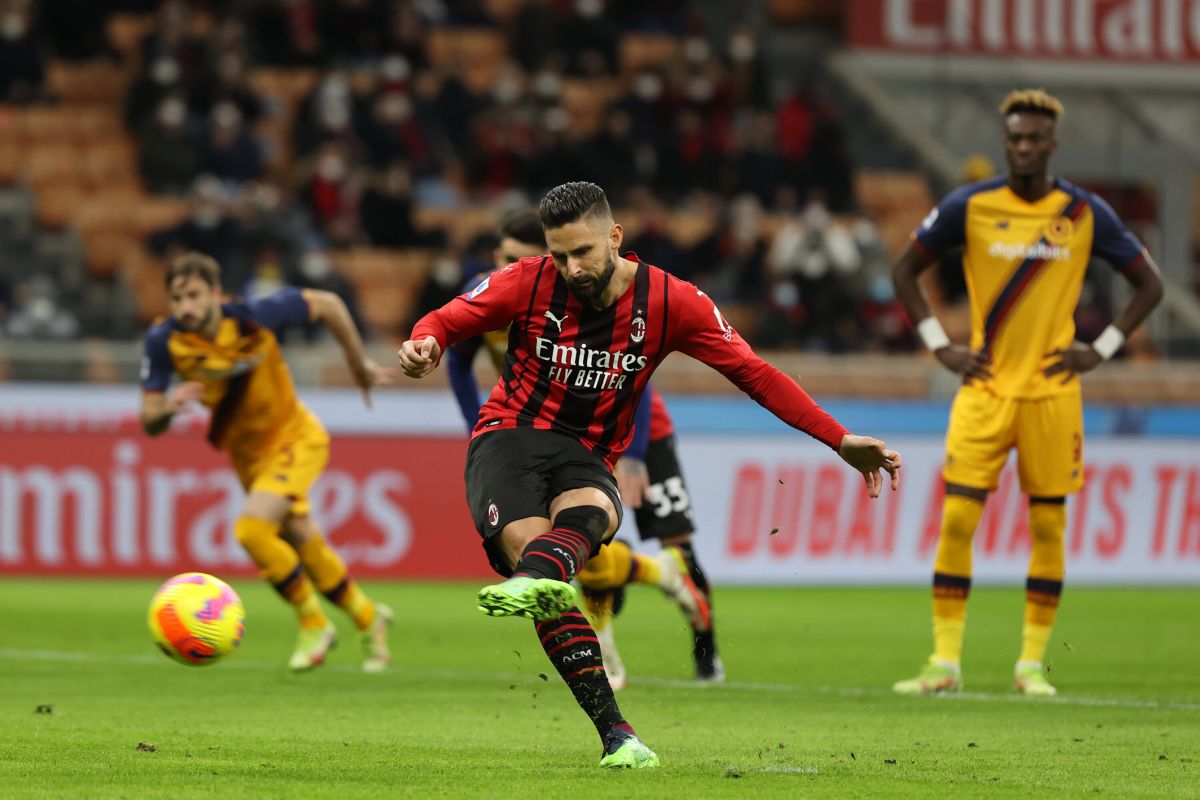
[193, 205, 222, 229]
[492, 75, 523, 106]
[686, 77, 714, 104]
[0, 12, 28, 40]
[730, 32, 757, 64]
[684, 37, 711, 65]
[633, 73, 663, 102]
[380, 55, 411, 83]
[157, 97, 187, 129]
[300, 251, 333, 282]
[316, 153, 348, 182]
[151, 57, 181, 86]
[574, 0, 603, 19]
[533, 71, 562, 100]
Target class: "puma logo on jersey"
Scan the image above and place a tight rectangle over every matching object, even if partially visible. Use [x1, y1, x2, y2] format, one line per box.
[544, 310, 568, 332]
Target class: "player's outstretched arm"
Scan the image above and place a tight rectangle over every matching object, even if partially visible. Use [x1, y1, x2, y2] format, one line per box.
[838, 434, 903, 498]
[892, 241, 992, 382]
[140, 382, 202, 436]
[398, 335, 442, 379]
[304, 289, 396, 408]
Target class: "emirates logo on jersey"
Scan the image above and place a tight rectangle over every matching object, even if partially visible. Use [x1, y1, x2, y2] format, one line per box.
[630, 315, 646, 343]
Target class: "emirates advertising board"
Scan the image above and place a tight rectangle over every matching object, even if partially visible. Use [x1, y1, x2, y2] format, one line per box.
[847, 0, 1200, 64]
[1, 388, 1197, 584]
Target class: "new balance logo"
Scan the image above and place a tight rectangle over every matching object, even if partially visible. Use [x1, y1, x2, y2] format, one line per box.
[544, 310, 567, 332]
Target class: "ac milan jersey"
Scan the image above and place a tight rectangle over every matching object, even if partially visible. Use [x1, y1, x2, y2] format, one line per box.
[647, 385, 673, 442]
[412, 254, 848, 468]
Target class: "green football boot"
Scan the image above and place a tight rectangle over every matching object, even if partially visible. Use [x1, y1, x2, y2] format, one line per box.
[1014, 662, 1058, 696]
[892, 658, 963, 695]
[599, 729, 659, 769]
[477, 577, 576, 621]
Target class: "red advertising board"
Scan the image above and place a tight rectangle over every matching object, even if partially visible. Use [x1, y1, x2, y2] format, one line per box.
[0, 424, 493, 579]
[846, 0, 1200, 63]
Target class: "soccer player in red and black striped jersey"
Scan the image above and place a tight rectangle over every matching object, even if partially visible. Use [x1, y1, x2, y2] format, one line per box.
[398, 181, 902, 769]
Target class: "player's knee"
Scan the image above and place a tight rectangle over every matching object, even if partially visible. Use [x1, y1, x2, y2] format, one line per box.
[1028, 499, 1066, 546]
[554, 504, 611, 549]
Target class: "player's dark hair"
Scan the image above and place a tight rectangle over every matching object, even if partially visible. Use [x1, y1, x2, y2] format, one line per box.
[165, 251, 221, 290]
[498, 207, 546, 248]
[539, 181, 612, 229]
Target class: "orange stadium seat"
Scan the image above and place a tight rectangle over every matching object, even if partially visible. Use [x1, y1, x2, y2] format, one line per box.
[666, 211, 717, 249]
[426, 29, 508, 93]
[483, 0, 526, 23]
[248, 68, 320, 107]
[34, 183, 88, 230]
[130, 196, 189, 235]
[769, 0, 841, 25]
[618, 33, 680, 77]
[82, 138, 139, 188]
[121, 246, 169, 324]
[22, 143, 85, 189]
[73, 107, 125, 143]
[329, 248, 435, 335]
[80, 231, 140, 280]
[46, 61, 127, 104]
[0, 140, 21, 185]
[20, 106, 77, 144]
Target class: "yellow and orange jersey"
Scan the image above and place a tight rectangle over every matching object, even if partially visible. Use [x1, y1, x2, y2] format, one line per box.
[914, 176, 1147, 398]
[140, 288, 321, 458]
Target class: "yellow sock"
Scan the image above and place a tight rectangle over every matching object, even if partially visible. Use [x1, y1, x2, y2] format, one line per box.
[931, 493, 984, 665]
[631, 552, 662, 586]
[577, 540, 636, 592]
[1021, 501, 1066, 664]
[236, 516, 328, 629]
[297, 529, 376, 631]
[582, 588, 614, 632]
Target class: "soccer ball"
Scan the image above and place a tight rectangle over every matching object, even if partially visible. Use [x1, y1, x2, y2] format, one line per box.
[148, 572, 245, 666]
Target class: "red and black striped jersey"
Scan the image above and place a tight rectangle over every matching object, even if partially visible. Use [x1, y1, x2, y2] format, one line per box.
[647, 384, 673, 442]
[412, 254, 848, 468]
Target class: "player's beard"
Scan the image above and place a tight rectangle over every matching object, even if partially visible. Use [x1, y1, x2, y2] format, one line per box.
[567, 252, 616, 306]
[179, 305, 215, 332]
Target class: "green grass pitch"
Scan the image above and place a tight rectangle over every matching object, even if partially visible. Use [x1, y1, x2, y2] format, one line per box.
[1, 579, 1196, 798]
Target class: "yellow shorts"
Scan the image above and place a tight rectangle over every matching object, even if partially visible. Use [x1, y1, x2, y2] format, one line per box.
[232, 418, 330, 516]
[943, 384, 1084, 497]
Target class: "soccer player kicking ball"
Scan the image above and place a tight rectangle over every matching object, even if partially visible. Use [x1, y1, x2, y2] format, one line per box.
[891, 90, 1163, 696]
[140, 253, 397, 673]
[398, 182, 901, 768]
[445, 208, 717, 690]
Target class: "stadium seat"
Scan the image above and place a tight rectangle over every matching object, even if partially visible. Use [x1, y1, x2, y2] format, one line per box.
[0, 140, 21, 186]
[426, 29, 508, 94]
[330, 248, 434, 336]
[22, 144, 85, 189]
[129, 196, 189, 235]
[121, 245, 169, 324]
[80, 231, 140, 280]
[46, 61, 127, 104]
[618, 34, 680, 78]
[34, 183, 88, 230]
[20, 107, 77, 144]
[413, 205, 497, 250]
[769, 0, 841, 25]
[82, 138, 139, 188]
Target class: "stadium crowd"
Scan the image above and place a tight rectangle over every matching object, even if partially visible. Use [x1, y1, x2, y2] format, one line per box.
[0, 0, 1124, 356]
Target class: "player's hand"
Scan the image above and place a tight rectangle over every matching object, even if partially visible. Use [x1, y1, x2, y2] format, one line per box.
[350, 357, 397, 409]
[838, 434, 902, 499]
[934, 344, 992, 384]
[1043, 340, 1102, 384]
[167, 381, 204, 413]
[615, 457, 650, 509]
[396, 336, 442, 379]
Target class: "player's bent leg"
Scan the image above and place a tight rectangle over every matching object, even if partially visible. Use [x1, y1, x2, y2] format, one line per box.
[894, 483, 984, 695]
[1016, 496, 1066, 696]
[237, 492, 335, 669]
[479, 494, 616, 621]
[661, 536, 721, 681]
[284, 515, 390, 672]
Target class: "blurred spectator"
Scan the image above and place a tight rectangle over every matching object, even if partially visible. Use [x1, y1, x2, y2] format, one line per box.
[150, 175, 246, 286]
[0, 0, 45, 103]
[138, 95, 203, 194]
[287, 249, 366, 339]
[194, 51, 263, 125]
[204, 102, 264, 185]
[305, 141, 362, 246]
[4, 276, 81, 340]
[762, 195, 862, 350]
[360, 161, 427, 248]
[624, 188, 684, 278]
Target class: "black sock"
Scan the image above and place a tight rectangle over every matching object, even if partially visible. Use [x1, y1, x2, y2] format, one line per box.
[675, 542, 718, 667]
[512, 527, 591, 582]
[535, 607, 627, 743]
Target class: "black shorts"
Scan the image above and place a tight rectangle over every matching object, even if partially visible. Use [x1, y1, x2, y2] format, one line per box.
[464, 427, 623, 577]
[633, 434, 696, 541]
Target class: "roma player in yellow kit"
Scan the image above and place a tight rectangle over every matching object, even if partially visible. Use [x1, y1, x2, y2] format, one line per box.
[891, 90, 1163, 695]
[140, 252, 396, 672]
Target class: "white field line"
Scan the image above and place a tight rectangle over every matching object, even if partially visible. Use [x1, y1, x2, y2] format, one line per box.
[1, 647, 1196, 713]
